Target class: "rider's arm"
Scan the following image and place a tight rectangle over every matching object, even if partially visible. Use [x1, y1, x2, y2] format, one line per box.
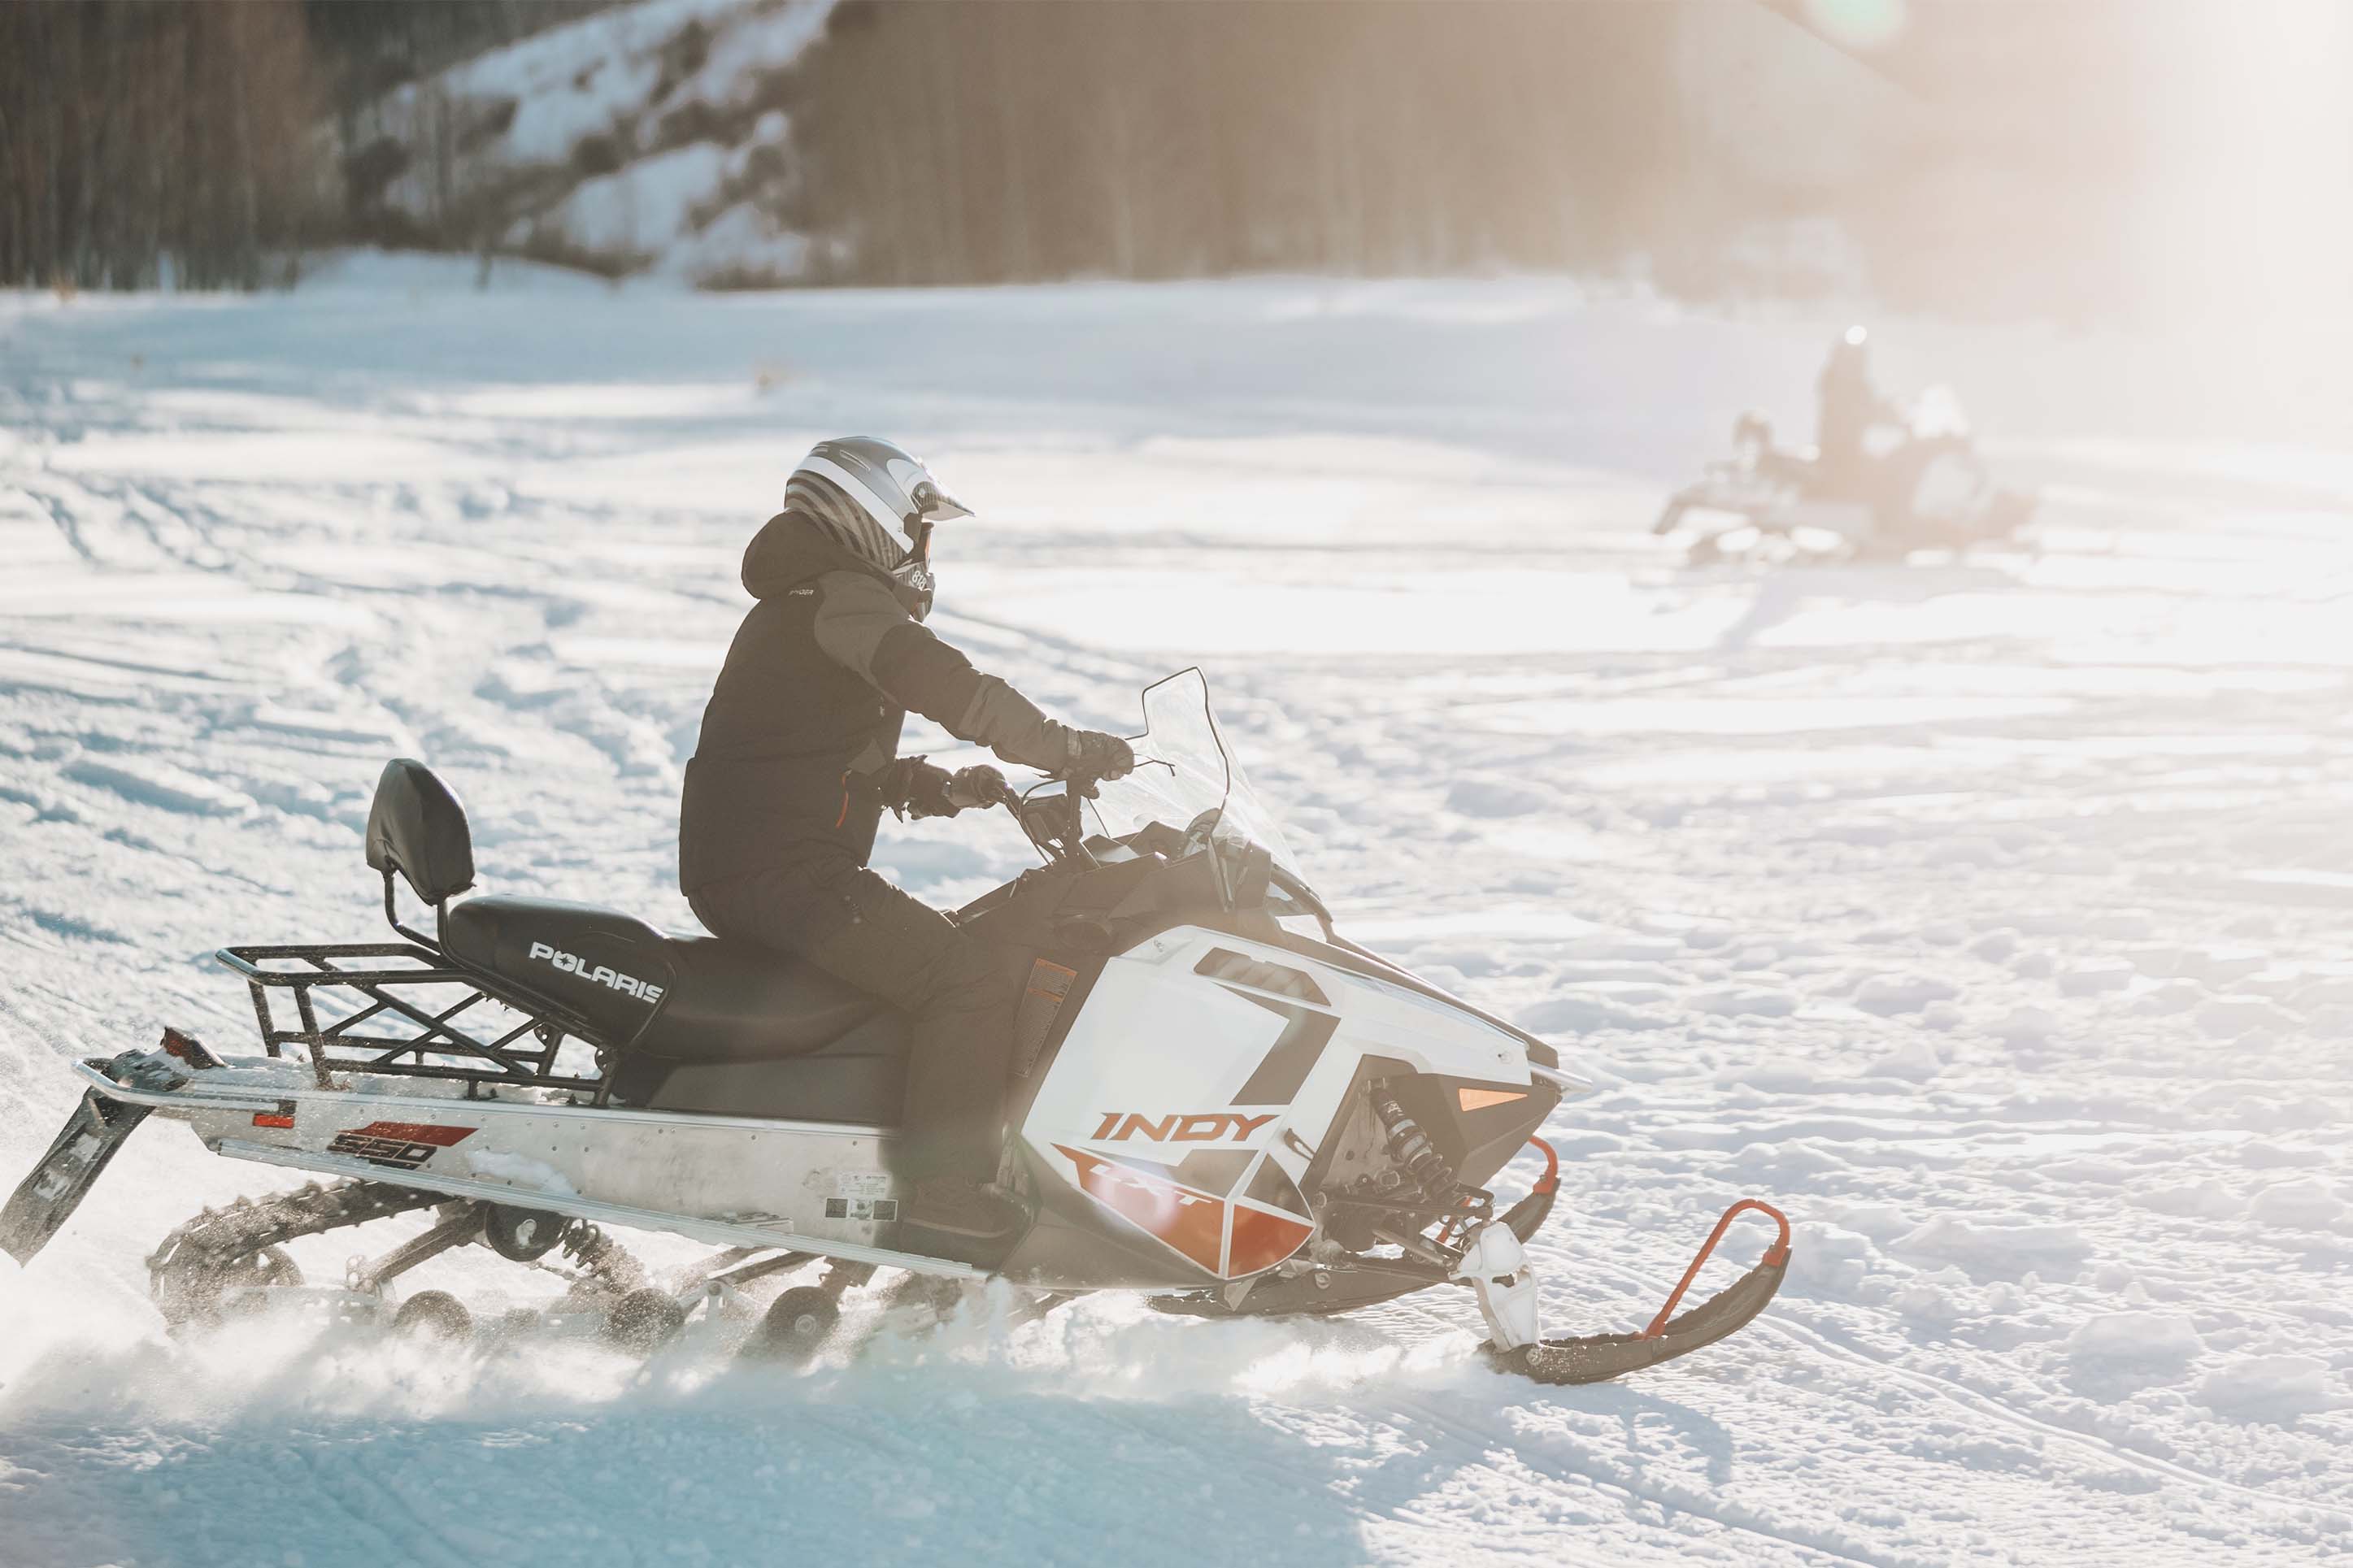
[809, 570, 1068, 771]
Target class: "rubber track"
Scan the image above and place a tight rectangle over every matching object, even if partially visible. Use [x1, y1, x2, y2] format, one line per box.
[145, 1179, 441, 1324]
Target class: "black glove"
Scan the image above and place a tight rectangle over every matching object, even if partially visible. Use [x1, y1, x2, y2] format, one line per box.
[946, 764, 1016, 810]
[877, 757, 958, 819]
[1064, 729, 1135, 780]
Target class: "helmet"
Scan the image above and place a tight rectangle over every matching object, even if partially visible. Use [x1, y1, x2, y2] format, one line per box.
[785, 437, 971, 619]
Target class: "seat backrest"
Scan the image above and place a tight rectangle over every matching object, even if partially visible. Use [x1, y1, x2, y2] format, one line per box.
[364, 758, 476, 905]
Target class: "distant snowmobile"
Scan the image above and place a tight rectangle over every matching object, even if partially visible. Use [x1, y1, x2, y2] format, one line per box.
[1, 669, 1790, 1384]
[1655, 390, 2037, 565]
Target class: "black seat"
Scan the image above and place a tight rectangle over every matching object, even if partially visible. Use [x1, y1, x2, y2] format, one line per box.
[653, 936, 884, 1061]
[441, 895, 880, 1057]
[363, 760, 909, 1123]
[439, 895, 910, 1125]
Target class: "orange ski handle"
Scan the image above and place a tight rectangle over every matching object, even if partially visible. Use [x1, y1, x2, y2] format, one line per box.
[1526, 1136, 1559, 1195]
[1639, 1199, 1792, 1340]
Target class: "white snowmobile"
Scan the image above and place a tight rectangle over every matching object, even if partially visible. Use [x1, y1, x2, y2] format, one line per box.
[1655, 391, 2036, 565]
[2, 670, 1790, 1383]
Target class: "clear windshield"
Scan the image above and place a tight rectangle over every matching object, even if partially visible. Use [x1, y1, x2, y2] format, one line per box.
[1086, 669, 1311, 894]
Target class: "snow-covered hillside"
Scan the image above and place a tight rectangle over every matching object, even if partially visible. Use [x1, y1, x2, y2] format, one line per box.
[0, 258, 2349, 1564]
[354, 0, 833, 283]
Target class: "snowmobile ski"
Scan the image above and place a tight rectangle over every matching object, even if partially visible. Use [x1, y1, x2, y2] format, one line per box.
[1470, 1199, 1791, 1386]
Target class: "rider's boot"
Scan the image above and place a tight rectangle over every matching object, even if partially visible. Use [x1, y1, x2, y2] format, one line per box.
[905, 1179, 1029, 1244]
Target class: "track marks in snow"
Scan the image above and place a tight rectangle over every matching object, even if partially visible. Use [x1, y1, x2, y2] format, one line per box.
[63, 754, 252, 817]
[4, 273, 2351, 1565]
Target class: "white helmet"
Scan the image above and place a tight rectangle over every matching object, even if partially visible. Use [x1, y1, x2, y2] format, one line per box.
[785, 437, 969, 620]
[788, 437, 968, 565]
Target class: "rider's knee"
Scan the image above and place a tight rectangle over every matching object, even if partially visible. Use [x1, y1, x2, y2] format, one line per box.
[916, 936, 998, 1018]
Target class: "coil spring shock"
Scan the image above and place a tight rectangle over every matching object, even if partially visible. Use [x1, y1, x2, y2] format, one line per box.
[553, 1219, 648, 1295]
[1372, 1087, 1455, 1197]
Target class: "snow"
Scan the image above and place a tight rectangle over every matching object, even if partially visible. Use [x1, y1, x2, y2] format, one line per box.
[525, 140, 734, 259]
[2247, 1179, 2347, 1230]
[2199, 1357, 2339, 1422]
[2067, 1310, 2207, 1366]
[2, 257, 2351, 1561]
[432, 0, 756, 116]
[668, 199, 814, 284]
[368, 1, 833, 283]
[1853, 972, 1961, 1016]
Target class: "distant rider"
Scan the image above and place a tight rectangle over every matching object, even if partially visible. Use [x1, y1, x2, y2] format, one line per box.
[1731, 410, 1810, 489]
[678, 437, 1134, 1247]
[1814, 325, 1899, 501]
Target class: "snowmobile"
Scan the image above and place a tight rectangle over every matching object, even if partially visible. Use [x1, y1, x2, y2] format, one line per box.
[1655, 391, 2036, 565]
[2, 669, 1791, 1383]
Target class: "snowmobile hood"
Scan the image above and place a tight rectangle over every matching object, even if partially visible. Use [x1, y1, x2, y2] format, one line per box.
[739, 509, 891, 600]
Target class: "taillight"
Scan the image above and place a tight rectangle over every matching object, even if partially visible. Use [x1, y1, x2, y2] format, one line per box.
[160, 1027, 224, 1070]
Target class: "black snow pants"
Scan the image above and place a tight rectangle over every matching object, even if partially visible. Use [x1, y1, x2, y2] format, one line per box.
[687, 861, 1011, 1187]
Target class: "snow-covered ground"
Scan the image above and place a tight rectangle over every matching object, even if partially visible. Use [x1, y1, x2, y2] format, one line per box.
[1, 257, 2349, 1565]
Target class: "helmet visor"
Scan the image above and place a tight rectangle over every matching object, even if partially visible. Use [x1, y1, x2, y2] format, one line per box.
[800, 450, 971, 543]
[908, 478, 970, 524]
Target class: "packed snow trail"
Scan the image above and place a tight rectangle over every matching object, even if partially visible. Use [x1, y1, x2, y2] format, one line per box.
[0, 256, 2349, 1566]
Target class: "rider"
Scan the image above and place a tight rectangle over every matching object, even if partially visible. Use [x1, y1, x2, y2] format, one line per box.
[1814, 325, 1898, 501]
[678, 437, 1134, 1246]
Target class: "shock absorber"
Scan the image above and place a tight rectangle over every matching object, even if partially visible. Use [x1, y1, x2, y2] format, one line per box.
[1372, 1087, 1455, 1197]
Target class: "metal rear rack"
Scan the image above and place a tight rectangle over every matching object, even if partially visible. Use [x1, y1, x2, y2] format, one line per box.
[218, 941, 607, 1095]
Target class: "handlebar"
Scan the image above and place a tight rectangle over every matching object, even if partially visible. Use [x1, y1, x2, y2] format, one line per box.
[979, 760, 1333, 937]
[994, 771, 1085, 862]
[994, 758, 1146, 865]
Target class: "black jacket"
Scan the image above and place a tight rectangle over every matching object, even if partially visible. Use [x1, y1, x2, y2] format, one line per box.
[678, 510, 1070, 893]
[1816, 354, 1895, 469]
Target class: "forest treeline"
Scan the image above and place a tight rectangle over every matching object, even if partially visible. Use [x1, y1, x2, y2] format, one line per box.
[0, 2, 326, 289]
[775, 2, 1693, 285]
[2, 0, 1726, 293]
[0, 0, 610, 289]
[0, 0, 2168, 311]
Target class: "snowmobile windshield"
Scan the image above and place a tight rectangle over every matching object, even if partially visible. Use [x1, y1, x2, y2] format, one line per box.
[1088, 668, 1314, 901]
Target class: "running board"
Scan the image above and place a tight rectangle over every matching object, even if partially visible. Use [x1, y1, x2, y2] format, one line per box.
[209, 1139, 988, 1280]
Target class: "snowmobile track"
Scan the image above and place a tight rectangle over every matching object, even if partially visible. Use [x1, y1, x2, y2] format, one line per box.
[1754, 1317, 2326, 1527]
[1382, 1389, 1920, 1568]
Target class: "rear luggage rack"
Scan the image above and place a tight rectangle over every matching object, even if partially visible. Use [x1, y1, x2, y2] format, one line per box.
[218, 941, 608, 1095]
[218, 758, 669, 1102]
